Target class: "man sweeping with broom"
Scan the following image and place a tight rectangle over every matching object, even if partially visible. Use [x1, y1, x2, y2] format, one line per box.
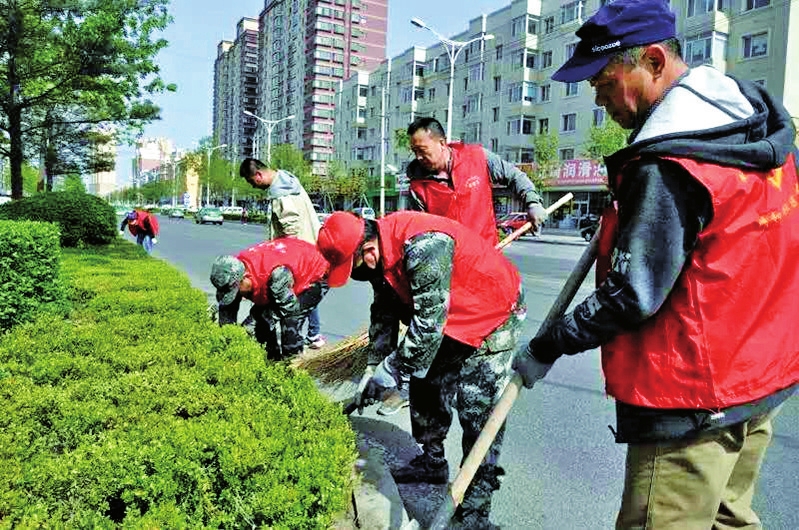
[317, 211, 526, 529]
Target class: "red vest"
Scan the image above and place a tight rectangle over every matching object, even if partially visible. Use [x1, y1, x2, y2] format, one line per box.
[409, 143, 499, 245]
[377, 211, 520, 347]
[599, 153, 799, 409]
[237, 238, 328, 307]
[127, 211, 159, 237]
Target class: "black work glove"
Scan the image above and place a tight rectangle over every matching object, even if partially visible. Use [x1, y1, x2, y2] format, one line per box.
[512, 342, 554, 389]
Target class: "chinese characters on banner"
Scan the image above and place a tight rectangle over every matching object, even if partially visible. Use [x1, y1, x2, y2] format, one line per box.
[553, 159, 608, 187]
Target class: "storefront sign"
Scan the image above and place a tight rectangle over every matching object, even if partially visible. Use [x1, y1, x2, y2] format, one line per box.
[553, 159, 608, 187]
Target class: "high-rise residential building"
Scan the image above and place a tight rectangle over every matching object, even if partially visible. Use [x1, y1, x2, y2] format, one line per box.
[133, 138, 175, 187]
[213, 17, 260, 160]
[334, 0, 799, 221]
[254, 0, 388, 175]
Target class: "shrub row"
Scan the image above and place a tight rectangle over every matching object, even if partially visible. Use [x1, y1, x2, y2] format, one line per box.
[0, 220, 69, 333]
[0, 191, 117, 247]
[0, 240, 356, 528]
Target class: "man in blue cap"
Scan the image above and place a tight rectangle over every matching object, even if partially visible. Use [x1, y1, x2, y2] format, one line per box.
[513, 0, 799, 527]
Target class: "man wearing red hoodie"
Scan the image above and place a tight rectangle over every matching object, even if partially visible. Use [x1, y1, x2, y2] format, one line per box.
[120, 210, 159, 253]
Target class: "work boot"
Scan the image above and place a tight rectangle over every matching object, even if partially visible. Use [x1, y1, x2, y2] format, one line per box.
[392, 452, 448, 484]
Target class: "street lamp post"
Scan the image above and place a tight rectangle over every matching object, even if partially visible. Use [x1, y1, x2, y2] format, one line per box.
[411, 17, 494, 139]
[205, 144, 228, 207]
[243, 110, 296, 165]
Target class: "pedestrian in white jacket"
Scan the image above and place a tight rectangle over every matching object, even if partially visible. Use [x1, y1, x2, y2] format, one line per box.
[239, 158, 325, 349]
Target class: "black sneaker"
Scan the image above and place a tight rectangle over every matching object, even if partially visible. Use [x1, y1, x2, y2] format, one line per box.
[392, 453, 448, 484]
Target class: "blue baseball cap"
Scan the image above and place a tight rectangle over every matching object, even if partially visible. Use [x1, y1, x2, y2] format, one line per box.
[552, 0, 676, 83]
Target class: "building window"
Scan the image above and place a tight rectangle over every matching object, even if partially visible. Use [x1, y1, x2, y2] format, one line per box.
[565, 82, 579, 96]
[469, 63, 484, 82]
[415, 64, 426, 77]
[544, 16, 555, 34]
[526, 51, 538, 68]
[494, 76, 501, 92]
[507, 117, 535, 135]
[560, 1, 581, 24]
[428, 88, 436, 100]
[744, 0, 769, 9]
[542, 51, 553, 68]
[465, 94, 481, 114]
[742, 32, 768, 58]
[358, 85, 368, 97]
[511, 16, 525, 36]
[524, 82, 536, 103]
[685, 34, 713, 65]
[508, 82, 523, 103]
[357, 128, 366, 139]
[414, 88, 425, 101]
[357, 107, 366, 120]
[493, 107, 500, 122]
[527, 17, 538, 34]
[561, 113, 577, 132]
[490, 138, 499, 152]
[687, 0, 714, 16]
[538, 118, 549, 135]
[522, 116, 534, 135]
[566, 42, 578, 59]
[540, 84, 551, 102]
[593, 108, 605, 127]
[496, 44, 503, 61]
[559, 148, 575, 161]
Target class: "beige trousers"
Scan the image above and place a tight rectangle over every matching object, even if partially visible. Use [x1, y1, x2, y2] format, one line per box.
[616, 407, 781, 530]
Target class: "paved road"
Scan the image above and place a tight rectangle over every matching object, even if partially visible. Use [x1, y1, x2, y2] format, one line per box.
[143, 215, 798, 529]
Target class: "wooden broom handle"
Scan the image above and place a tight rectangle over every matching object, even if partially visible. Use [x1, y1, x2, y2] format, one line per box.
[496, 192, 574, 250]
[428, 225, 599, 530]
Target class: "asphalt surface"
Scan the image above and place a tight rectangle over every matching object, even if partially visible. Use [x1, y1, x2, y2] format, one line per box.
[143, 214, 798, 529]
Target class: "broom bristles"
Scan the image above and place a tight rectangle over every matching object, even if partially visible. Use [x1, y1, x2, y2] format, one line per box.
[293, 325, 407, 384]
[292, 331, 370, 384]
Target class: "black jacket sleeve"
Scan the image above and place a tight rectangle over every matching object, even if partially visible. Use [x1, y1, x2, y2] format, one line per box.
[530, 158, 713, 364]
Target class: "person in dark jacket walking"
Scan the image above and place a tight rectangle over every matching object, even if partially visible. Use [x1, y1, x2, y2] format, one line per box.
[512, 1, 799, 527]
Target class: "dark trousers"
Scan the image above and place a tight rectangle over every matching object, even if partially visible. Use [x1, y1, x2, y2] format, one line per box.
[253, 281, 328, 361]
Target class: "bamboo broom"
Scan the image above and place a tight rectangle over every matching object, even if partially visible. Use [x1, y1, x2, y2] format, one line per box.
[293, 193, 574, 386]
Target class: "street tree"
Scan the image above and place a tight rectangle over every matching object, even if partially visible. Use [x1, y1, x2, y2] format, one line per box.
[530, 131, 560, 190]
[582, 120, 629, 161]
[0, 0, 174, 199]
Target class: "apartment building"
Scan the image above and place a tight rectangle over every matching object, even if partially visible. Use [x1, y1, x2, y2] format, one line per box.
[333, 0, 798, 221]
[252, 0, 387, 175]
[213, 18, 260, 160]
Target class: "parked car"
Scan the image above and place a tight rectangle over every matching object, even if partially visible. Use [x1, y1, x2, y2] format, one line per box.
[220, 206, 244, 216]
[169, 208, 185, 219]
[195, 207, 224, 225]
[351, 207, 376, 220]
[496, 212, 532, 236]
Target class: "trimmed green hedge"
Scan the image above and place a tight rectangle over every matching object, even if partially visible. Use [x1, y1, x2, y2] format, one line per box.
[0, 191, 117, 247]
[0, 220, 69, 333]
[0, 240, 356, 528]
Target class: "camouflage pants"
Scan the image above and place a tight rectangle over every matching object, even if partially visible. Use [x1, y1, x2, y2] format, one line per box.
[251, 281, 328, 361]
[408, 290, 527, 514]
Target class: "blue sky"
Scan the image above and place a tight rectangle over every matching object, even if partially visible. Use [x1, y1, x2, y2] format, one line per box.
[121, 0, 510, 178]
